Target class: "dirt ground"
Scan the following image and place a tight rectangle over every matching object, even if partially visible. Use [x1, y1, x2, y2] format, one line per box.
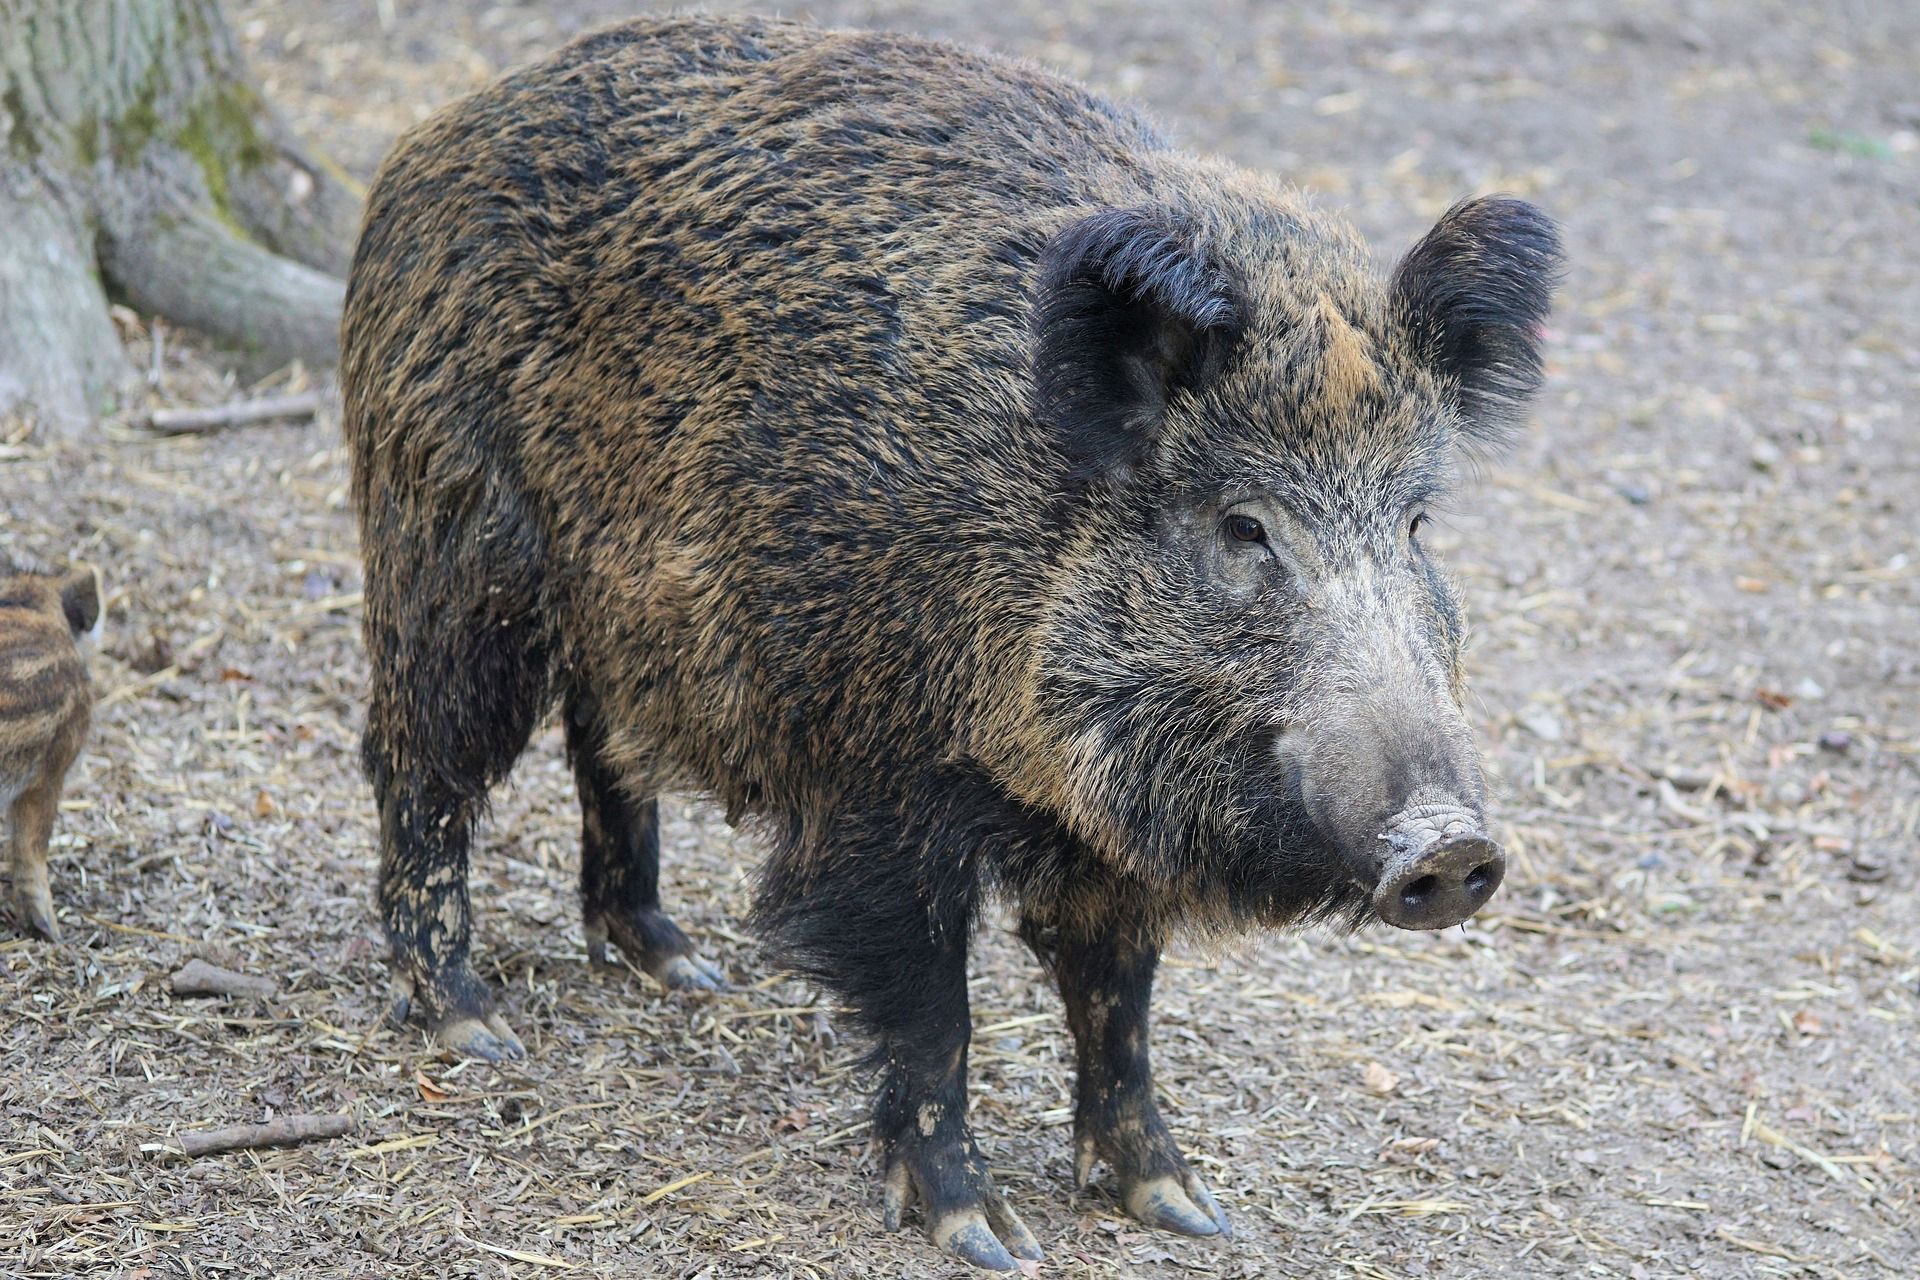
[4, 1, 1917, 1276]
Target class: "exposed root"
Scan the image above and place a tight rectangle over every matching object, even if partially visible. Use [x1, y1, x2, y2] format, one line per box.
[101, 204, 345, 368]
[0, 0, 357, 433]
[0, 174, 131, 429]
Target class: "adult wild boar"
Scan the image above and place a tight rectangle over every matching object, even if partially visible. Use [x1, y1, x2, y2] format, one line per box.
[342, 16, 1560, 1270]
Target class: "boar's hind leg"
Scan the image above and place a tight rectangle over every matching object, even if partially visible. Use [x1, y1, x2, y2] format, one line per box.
[565, 699, 725, 991]
[1034, 918, 1232, 1238]
[364, 595, 553, 1064]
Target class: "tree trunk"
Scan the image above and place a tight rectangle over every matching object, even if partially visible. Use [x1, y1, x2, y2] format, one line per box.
[0, 0, 360, 436]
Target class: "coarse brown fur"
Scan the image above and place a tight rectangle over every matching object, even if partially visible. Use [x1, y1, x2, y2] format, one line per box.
[0, 564, 100, 941]
[342, 16, 1560, 1269]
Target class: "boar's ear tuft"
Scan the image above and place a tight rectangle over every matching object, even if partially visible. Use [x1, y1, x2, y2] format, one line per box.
[1391, 196, 1563, 446]
[60, 566, 101, 639]
[1033, 208, 1244, 481]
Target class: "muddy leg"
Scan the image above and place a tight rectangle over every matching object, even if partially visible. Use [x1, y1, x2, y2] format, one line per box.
[373, 779, 525, 1062]
[566, 700, 724, 991]
[872, 944, 1044, 1272]
[353, 406, 557, 1063]
[363, 604, 551, 1064]
[1041, 919, 1230, 1238]
[8, 773, 62, 941]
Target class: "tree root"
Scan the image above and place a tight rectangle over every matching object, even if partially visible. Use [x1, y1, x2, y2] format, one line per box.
[0, 0, 360, 434]
[102, 200, 345, 370]
[0, 173, 130, 429]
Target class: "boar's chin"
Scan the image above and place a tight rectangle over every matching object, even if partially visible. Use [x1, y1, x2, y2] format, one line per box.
[1241, 846, 1380, 934]
[1186, 798, 1381, 935]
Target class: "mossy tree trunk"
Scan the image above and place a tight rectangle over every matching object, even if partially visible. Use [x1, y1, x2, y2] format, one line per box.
[0, 0, 360, 435]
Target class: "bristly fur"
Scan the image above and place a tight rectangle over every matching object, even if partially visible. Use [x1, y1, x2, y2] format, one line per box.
[340, 14, 1560, 1259]
[1390, 195, 1566, 448]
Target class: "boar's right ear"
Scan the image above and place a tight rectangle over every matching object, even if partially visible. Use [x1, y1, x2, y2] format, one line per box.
[1391, 196, 1563, 446]
[1033, 208, 1244, 482]
[60, 566, 101, 639]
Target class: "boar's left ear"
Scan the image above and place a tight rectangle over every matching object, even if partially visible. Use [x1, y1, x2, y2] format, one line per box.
[1391, 196, 1564, 446]
[1033, 208, 1244, 482]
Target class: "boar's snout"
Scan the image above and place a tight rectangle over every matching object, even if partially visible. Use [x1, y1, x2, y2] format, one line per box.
[1372, 804, 1505, 930]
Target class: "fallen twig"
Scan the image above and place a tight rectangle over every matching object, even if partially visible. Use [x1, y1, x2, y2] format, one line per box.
[169, 1114, 352, 1158]
[170, 958, 277, 1000]
[138, 391, 323, 435]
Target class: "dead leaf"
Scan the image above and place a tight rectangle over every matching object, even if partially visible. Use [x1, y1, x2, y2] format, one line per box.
[1363, 1061, 1400, 1095]
[415, 1070, 450, 1103]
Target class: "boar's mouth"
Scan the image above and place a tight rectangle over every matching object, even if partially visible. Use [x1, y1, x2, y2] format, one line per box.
[1369, 802, 1505, 930]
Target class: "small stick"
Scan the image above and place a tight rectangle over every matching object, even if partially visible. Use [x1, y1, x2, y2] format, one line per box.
[171, 1114, 352, 1158]
[139, 391, 323, 435]
[170, 958, 277, 1000]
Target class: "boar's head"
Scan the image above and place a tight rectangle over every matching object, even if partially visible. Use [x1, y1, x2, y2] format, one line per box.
[1020, 194, 1562, 932]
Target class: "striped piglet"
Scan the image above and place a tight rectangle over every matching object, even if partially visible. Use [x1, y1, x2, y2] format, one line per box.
[1, 564, 100, 939]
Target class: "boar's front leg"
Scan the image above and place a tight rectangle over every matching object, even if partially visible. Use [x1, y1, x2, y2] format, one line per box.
[871, 946, 1044, 1272]
[762, 798, 1043, 1271]
[1039, 918, 1231, 1238]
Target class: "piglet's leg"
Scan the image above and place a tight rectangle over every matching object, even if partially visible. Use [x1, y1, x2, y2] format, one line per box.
[1048, 922, 1230, 1238]
[8, 773, 62, 941]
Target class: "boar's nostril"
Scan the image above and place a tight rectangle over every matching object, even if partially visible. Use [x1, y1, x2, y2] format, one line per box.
[1372, 834, 1505, 931]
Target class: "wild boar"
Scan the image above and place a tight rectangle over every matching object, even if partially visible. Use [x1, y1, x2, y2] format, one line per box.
[342, 16, 1560, 1269]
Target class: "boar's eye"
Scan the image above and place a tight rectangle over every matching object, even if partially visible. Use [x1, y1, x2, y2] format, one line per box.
[1409, 512, 1428, 540]
[1225, 513, 1267, 544]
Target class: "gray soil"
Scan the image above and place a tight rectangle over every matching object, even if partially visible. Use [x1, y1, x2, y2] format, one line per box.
[3, 2, 1916, 1277]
